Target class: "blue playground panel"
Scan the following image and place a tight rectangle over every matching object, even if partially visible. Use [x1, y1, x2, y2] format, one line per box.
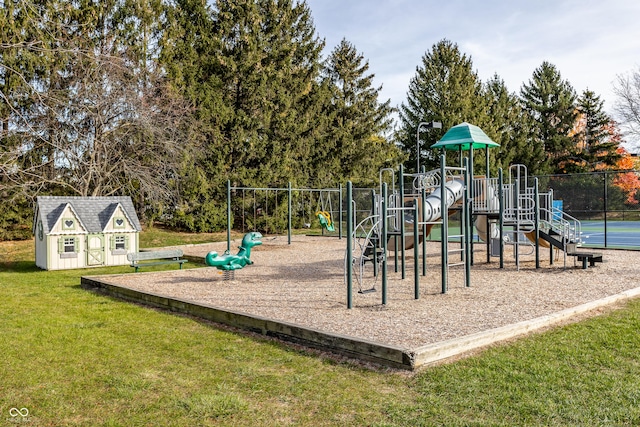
[580, 220, 640, 249]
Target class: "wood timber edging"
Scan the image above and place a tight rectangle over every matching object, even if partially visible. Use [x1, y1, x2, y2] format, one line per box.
[410, 286, 640, 368]
[80, 275, 414, 370]
[80, 275, 640, 371]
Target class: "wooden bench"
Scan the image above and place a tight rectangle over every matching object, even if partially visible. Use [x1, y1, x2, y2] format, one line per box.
[568, 252, 603, 269]
[127, 249, 188, 272]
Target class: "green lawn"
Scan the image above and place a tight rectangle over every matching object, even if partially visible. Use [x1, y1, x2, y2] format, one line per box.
[2, 229, 640, 426]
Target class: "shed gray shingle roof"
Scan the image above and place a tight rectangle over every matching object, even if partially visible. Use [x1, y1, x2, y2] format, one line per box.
[36, 196, 142, 234]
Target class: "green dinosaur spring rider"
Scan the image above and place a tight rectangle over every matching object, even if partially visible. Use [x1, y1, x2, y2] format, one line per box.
[205, 232, 263, 271]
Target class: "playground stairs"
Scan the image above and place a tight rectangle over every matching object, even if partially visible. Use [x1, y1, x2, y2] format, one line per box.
[539, 226, 603, 269]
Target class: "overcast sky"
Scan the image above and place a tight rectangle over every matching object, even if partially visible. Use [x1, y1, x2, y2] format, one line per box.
[306, 0, 640, 123]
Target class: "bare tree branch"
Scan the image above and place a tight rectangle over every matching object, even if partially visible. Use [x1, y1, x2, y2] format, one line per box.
[613, 67, 640, 151]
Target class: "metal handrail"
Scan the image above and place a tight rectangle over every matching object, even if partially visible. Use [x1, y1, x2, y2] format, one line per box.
[539, 207, 582, 245]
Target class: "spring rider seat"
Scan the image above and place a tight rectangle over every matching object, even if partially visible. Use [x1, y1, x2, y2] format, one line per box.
[205, 232, 263, 271]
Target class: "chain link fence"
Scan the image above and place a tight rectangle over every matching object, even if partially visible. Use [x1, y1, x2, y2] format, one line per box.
[536, 170, 640, 249]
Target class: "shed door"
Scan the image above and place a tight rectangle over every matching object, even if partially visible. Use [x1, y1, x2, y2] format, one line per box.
[86, 234, 104, 266]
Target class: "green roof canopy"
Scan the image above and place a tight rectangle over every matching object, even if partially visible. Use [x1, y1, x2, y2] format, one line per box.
[431, 122, 500, 150]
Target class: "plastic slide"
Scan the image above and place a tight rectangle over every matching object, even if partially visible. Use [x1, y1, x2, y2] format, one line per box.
[475, 215, 499, 242]
[388, 179, 465, 251]
[474, 185, 499, 242]
[524, 230, 551, 248]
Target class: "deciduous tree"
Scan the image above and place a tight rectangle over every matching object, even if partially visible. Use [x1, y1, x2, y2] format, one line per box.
[613, 66, 640, 151]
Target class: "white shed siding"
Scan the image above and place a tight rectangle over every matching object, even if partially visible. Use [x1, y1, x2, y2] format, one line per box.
[47, 234, 87, 270]
[34, 222, 48, 270]
[103, 232, 137, 266]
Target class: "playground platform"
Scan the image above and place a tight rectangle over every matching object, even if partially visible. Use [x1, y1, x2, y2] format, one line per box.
[82, 235, 640, 370]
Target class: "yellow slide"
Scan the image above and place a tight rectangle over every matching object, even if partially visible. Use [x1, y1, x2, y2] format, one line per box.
[524, 230, 551, 248]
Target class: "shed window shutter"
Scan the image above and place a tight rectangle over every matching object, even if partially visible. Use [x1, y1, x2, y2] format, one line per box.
[124, 234, 130, 250]
[58, 237, 63, 254]
[110, 235, 115, 251]
[73, 238, 79, 252]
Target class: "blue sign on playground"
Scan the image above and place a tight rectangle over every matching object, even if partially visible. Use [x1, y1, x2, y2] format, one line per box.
[552, 200, 563, 221]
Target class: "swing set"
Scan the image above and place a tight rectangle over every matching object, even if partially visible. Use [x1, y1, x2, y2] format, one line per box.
[224, 181, 342, 250]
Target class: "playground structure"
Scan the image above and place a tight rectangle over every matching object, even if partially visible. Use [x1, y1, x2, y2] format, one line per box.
[343, 122, 601, 308]
[219, 123, 603, 310]
[344, 156, 472, 308]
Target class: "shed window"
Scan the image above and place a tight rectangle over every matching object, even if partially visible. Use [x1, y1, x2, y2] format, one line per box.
[115, 235, 125, 250]
[110, 234, 130, 255]
[64, 238, 76, 253]
[58, 236, 78, 258]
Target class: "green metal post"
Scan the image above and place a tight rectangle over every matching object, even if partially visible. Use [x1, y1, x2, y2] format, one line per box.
[394, 235, 399, 273]
[227, 180, 232, 253]
[346, 182, 353, 309]
[463, 157, 471, 287]
[382, 182, 388, 305]
[288, 182, 292, 245]
[534, 178, 540, 269]
[414, 198, 420, 299]
[440, 154, 448, 294]
[399, 164, 406, 279]
[469, 148, 474, 266]
[421, 167, 427, 276]
[339, 184, 343, 239]
[485, 145, 491, 264]
[498, 168, 504, 269]
[372, 189, 378, 277]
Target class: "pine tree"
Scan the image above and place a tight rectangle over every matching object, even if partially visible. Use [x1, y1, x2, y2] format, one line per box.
[520, 61, 577, 174]
[209, 0, 326, 187]
[319, 38, 398, 186]
[161, 0, 329, 231]
[159, 0, 230, 231]
[482, 74, 534, 175]
[570, 89, 621, 171]
[398, 39, 486, 172]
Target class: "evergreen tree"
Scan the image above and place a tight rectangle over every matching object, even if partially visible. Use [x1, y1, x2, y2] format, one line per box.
[159, 0, 227, 231]
[162, 0, 328, 231]
[210, 0, 326, 188]
[319, 38, 399, 186]
[520, 61, 577, 174]
[398, 39, 486, 172]
[570, 89, 621, 171]
[482, 75, 536, 175]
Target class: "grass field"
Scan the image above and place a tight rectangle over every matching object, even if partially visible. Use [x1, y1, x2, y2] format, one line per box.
[2, 228, 640, 426]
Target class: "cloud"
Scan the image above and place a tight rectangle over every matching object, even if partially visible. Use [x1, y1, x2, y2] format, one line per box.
[307, 0, 640, 114]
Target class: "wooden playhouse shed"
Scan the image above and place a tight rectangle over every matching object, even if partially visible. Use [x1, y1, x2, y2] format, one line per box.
[33, 196, 142, 270]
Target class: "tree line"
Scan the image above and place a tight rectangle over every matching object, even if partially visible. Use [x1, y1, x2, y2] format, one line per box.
[1, 0, 638, 239]
[398, 39, 633, 176]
